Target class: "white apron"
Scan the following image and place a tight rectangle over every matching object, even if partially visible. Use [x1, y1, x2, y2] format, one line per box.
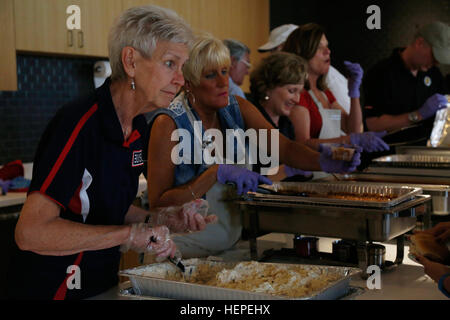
[308, 90, 344, 180]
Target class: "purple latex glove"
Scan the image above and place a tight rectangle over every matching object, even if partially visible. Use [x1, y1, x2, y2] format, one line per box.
[284, 166, 313, 178]
[217, 164, 272, 195]
[318, 144, 362, 173]
[343, 61, 363, 98]
[418, 94, 448, 120]
[349, 131, 390, 153]
[0, 179, 11, 195]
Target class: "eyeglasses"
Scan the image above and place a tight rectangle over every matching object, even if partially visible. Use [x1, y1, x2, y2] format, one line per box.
[240, 59, 252, 69]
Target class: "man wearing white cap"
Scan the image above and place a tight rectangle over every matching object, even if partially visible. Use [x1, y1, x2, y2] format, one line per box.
[258, 24, 351, 114]
[364, 21, 449, 144]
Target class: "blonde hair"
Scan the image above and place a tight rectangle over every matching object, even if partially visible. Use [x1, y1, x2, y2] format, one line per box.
[182, 34, 231, 87]
[108, 5, 194, 81]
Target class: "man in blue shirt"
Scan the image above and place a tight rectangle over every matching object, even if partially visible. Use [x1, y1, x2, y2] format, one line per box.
[223, 39, 251, 99]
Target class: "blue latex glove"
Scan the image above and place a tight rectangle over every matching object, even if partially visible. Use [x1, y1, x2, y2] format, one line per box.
[318, 144, 362, 173]
[0, 179, 12, 195]
[284, 165, 313, 178]
[343, 61, 363, 98]
[217, 164, 272, 195]
[418, 94, 448, 120]
[349, 131, 390, 153]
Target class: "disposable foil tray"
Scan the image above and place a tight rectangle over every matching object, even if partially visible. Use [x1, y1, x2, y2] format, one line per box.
[249, 181, 422, 208]
[372, 154, 450, 169]
[119, 259, 359, 300]
[429, 106, 450, 147]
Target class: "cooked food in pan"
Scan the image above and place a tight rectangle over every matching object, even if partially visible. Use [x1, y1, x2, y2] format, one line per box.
[145, 260, 344, 298]
[323, 192, 394, 202]
[275, 190, 394, 202]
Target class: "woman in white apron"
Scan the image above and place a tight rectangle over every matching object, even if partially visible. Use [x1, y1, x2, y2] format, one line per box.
[283, 23, 389, 178]
[145, 35, 362, 258]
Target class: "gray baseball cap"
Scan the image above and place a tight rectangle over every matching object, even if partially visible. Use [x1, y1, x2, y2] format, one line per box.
[418, 21, 450, 65]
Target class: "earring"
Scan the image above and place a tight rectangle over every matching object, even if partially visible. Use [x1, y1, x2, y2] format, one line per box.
[264, 95, 270, 101]
[185, 89, 196, 106]
[131, 78, 136, 90]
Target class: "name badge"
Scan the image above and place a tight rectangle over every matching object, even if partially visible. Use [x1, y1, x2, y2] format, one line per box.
[132, 150, 144, 167]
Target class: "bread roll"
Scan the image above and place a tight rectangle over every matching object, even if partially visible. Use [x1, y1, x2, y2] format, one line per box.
[331, 146, 355, 161]
[409, 233, 450, 263]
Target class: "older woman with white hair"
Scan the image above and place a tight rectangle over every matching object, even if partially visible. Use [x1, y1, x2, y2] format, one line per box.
[6, 5, 214, 300]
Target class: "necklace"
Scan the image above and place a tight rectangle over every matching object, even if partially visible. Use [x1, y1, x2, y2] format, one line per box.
[123, 127, 130, 139]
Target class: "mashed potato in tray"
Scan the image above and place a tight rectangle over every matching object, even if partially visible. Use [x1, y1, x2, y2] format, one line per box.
[150, 260, 343, 298]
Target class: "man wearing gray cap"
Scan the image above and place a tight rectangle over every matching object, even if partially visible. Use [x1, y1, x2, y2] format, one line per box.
[258, 24, 352, 114]
[364, 21, 449, 144]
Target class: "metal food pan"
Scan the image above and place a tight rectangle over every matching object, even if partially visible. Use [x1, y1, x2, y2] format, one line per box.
[252, 182, 422, 208]
[321, 173, 450, 215]
[119, 259, 359, 300]
[372, 154, 450, 169]
[365, 166, 450, 177]
[396, 146, 450, 157]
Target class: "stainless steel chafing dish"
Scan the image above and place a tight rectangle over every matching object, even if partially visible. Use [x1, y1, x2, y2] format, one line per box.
[396, 146, 450, 156]
[372, 154, 450, 168]
[367, 153, 450, 177]
[320, 173, 450, 215]
[255, 181, 422, 208]
[238, 181, 431, 275]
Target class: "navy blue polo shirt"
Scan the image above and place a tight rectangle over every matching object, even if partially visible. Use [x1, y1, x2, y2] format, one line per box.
[7, 78, 148, 300]
[251, 100, 297, 176]
[363, 48, 447, 141]
[252, 100, 295, 140]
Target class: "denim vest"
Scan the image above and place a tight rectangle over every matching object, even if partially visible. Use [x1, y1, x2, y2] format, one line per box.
[146, 92, 246, 188]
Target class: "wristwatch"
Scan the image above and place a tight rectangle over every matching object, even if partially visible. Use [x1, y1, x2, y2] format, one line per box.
[408, 111, 420, 123]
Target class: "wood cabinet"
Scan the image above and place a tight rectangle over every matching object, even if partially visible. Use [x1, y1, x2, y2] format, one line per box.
[0, 0, 17, 91]
[14, 0, 122, 57]
[122, 0, 270, 93]
[2, 0, 269, 91]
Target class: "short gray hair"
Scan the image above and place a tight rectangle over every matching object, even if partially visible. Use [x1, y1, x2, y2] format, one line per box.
[222, 39, 250, 61]
[108, 5, 194, 81]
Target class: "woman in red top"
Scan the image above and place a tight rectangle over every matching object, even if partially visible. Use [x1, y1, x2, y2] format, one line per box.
[283, 23, 388, 153]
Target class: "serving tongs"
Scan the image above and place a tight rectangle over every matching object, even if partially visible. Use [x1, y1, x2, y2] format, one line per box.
[149, 236, 191, 278]
[169, 254, 195, 280]
[168, 252, 185, 273]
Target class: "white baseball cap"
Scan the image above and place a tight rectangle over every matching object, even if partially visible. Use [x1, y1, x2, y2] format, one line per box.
[258, 24, 299, 52]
